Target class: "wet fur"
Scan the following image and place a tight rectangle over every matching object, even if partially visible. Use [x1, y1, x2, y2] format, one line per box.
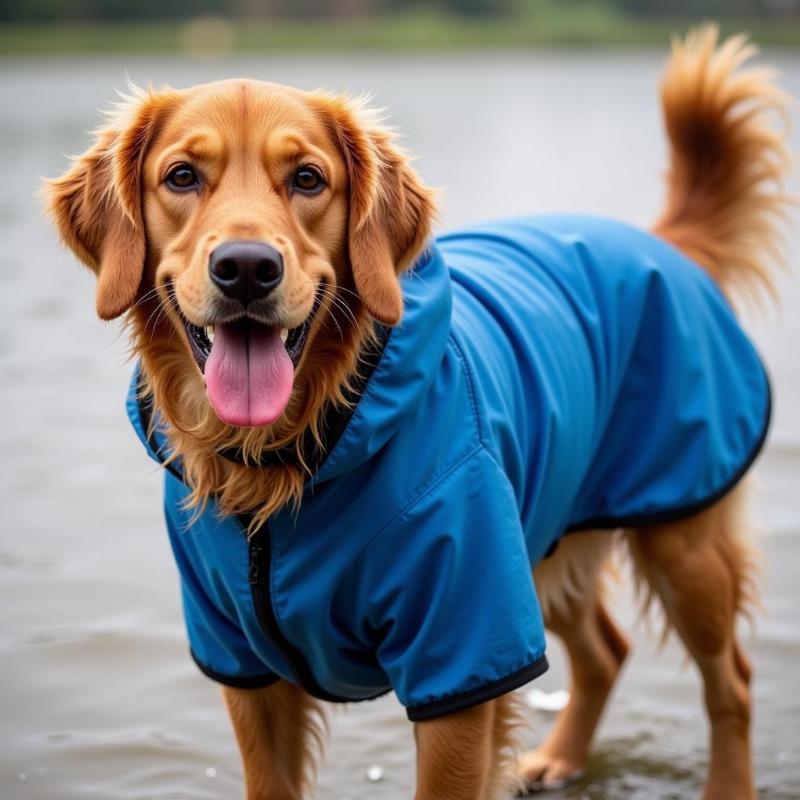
[47, 26, 791, 800]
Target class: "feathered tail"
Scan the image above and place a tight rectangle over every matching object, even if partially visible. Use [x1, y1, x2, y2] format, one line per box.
[653, 25, 793, 302]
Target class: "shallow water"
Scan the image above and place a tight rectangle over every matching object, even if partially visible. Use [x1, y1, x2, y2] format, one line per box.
[1, 50, 798, 799]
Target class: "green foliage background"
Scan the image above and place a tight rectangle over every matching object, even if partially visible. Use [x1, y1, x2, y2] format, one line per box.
[0, 0, 797, 52]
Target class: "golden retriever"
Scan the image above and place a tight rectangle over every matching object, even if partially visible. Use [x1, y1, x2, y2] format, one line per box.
[47, 26, 790, 800]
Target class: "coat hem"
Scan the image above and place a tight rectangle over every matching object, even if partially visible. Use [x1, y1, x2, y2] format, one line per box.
[405, 654, 549, 722]
[190, 649, 281, 690]
[563, 367, 772, 535]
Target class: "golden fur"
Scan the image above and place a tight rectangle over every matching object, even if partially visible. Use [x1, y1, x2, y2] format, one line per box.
[47, 26, 791, 800]
[48, 81, 434, 528]
[223, 682, 327, 800]
[653, 27, 791, 302]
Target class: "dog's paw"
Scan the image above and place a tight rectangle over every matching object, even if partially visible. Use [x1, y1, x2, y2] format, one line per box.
[515, 750, 585, 795]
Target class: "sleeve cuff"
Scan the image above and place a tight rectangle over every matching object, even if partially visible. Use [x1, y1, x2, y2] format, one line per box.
[190, 649, 281, 690]
[405, 654, 549, 722]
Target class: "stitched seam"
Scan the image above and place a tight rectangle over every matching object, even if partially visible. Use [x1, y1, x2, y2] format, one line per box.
[267, 526, 297, 657]
[447, 332, 484, 446]
[356, 443, 485, 567]
[446, 330, 514, 477]
[353, 336, 485, 565]
[314, 250, 440, 482]
[309, 325, 394, 481]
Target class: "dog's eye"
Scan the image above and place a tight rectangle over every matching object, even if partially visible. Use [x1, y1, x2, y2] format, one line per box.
[165, 164, 200, 191]
[292, 166, 325, 195]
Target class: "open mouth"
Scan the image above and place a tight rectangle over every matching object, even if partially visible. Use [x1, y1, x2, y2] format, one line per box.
[170, 285, 324, 428]
[183, 313, 313, 373]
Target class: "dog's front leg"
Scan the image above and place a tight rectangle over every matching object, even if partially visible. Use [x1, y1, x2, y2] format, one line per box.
[414, 697, 511, 800]
[223, 681, 325, 800]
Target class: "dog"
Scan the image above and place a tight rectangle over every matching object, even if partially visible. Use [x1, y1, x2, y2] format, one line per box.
[46, 26, 790, 800]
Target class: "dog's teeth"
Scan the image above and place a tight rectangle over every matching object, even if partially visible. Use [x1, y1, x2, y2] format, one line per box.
[280, 328, 289, 343]
[206, 326, 215, 343]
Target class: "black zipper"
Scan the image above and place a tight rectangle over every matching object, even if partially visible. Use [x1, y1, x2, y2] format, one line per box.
[245, 516, 352, 702]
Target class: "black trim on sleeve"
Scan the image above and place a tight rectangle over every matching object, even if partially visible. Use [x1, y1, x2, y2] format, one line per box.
[405, 655, 549, 722]
[190, 649, 281, 690]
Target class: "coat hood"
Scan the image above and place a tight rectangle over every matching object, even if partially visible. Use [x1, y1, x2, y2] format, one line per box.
[310, 245, 452, 484]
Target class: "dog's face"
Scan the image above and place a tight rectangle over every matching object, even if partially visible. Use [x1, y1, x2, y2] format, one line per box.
[142, 82, 351, 428]
[48, 79, 433, 430]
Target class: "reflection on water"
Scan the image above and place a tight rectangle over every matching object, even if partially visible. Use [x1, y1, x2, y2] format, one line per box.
[1, 51, 798, 799]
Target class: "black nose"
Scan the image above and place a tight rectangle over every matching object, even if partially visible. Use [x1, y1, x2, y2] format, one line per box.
[208, 240, 284, 305]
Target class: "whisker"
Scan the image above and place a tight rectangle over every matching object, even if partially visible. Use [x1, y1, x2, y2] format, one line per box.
[142, 303, 164, 336]
[142, 285, 178, 341]
[318, 286, 358, 329]
[332, 285, 361, 300]
[314, 305, 344, 340]
[319, 298, 353, 335]
[132, 285, 164, 309]
[306, 295, 343, 340]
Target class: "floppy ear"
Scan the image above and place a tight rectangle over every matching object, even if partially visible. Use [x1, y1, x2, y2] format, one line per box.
[45, 90, 176, 320]
[315, 95, 436, 326]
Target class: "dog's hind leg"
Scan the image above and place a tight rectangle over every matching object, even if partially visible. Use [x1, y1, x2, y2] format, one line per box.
[627, 484, 757, 800]
[517, 532, 630, 792]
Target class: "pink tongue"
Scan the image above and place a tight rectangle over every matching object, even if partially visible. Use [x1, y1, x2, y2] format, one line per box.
[205, 321, 294, 428]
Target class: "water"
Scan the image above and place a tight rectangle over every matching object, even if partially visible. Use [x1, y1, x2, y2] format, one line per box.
[1, 50, 798, 799]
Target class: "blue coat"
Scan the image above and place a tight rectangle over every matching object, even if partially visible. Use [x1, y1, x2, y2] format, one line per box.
[128, 216, 770, 721]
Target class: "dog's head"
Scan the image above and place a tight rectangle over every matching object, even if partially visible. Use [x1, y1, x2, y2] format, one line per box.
[47, 80, 434, 431]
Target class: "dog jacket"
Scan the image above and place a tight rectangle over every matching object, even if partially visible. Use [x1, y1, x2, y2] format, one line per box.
[127, 215, 770, 721]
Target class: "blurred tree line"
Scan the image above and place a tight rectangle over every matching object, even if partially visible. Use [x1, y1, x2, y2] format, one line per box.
[0, 0, 796, 22]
